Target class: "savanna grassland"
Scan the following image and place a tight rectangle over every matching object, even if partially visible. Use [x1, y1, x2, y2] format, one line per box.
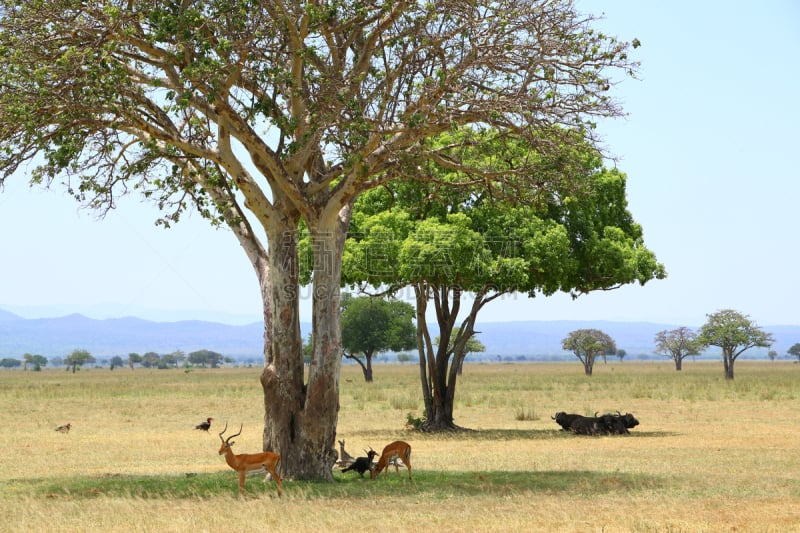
[1, 360, 798, 532]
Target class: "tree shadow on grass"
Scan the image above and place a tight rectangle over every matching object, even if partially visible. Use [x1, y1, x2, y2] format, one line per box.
[356, 428, 678, 441]
[10, 469, 665, 501]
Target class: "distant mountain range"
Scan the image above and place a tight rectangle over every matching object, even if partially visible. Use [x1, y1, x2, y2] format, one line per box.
[1, 308, 798, 361]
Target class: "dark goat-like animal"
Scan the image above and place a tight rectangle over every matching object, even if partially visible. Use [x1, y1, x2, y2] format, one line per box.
[342, 450, 378, 477]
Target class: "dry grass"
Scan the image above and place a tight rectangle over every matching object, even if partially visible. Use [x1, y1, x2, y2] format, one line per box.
[1, 361, 799, 532]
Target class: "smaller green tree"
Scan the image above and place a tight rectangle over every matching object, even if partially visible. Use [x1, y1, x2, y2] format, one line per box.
[0, 358, 21, 368]
[64, 349, 94, 373]
[697, 309, 774, 380]
[786, 343, 800, 363]
[654, 327, 702, 371]
[109, 356, 125, 370]
[616, 349, 627, 362]
[562, 329, 616, 376]
[341, 295, 416, 382]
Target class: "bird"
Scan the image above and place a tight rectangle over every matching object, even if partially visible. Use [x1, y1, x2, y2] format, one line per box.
[55, 423, 71, 433]
[194, 417, 213, 431]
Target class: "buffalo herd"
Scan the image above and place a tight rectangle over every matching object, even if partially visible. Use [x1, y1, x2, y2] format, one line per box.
[552, 411, 639, 435]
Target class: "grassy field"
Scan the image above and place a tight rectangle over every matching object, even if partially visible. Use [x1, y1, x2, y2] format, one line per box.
[1, 360, 798, 532]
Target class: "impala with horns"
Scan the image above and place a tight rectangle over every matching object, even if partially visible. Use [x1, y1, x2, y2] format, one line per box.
[218, 422, 282, 496]
[371, 441, 412, 480]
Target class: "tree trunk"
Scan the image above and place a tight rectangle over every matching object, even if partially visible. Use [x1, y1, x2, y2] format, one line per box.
[260, 208, 348, 480]
[363, 353, 374, 382]
[675, 357, 683, 371]
[724, 353, 735, 380]
[583, 356, 594, 376]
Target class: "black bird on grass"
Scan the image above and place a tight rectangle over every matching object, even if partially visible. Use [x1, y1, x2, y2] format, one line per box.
[55, 422, 71, 433]
[342, 449, 378, 477]
[194, 417, 213, 431]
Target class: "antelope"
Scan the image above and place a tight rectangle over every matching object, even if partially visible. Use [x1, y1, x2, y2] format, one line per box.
[218, 423, 282, 497]
[337, 439, 355, 467]
[371, 440, 412, 480]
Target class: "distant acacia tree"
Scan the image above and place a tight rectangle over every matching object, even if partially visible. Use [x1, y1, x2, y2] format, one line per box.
[23, 353, 48, 371]
[141, 352, 161, 369]
[109, 356, 125, 370]
[616, 349, 627, 362]
[0, 358, 21, 369]
[188, 349, 224, 368]
[65, 349, 95, 373]
[697, 309, 774, 380]
[654, 327, 702, 371]
[562, 329, 616, 376]
[340, 295, 416, 382]
[788, 343, 800, 363]
[127, 353, 142, 370]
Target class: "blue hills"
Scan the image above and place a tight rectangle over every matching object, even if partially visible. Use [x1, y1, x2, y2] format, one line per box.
[0, 308, 798, 361]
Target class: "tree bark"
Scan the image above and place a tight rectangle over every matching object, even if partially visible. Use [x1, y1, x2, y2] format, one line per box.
[259, 207, 348, 480]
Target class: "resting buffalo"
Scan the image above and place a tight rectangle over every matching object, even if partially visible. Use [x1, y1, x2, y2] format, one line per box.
[552, 411, 639, 435]
[551, 411, 585, 431]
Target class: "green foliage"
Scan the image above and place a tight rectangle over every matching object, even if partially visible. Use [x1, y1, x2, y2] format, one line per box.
[64, 349, 95, 373]
[654, 327, 702, 370]
[341, 296, 416, 356]
[788, 343, 800, 362]
[561, 329, 616, 376]
[698, 309, 775, 379]
[0, 358, 21, 368]
[187, 349, 225, 368]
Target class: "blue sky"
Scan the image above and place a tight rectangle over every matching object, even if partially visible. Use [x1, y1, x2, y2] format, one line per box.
[1, 1, 799, 326]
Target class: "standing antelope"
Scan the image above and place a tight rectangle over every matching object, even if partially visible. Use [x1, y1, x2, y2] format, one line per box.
[371, 440, 412, 480]
[218, 423, 283, 497]
[337, 439, 355, 467]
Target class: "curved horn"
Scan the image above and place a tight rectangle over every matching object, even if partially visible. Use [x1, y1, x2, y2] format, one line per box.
[226, 423, 243, 444]
[218, 422, 228, 442]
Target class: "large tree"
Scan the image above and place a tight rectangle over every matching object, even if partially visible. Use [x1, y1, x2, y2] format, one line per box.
[340, 295, 416, 382]
[654, 326, 702, 371]
[341, 138, 664, 429]
[0, 1, 640, 477]
[697, 309, 774, 380]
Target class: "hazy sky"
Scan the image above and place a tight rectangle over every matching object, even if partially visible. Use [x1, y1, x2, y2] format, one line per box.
[1, 1, 798, 326]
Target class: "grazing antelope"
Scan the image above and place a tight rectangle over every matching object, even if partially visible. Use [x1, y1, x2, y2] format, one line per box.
[55, 423, 71, 433]
[371, 441, 412, 480]
[218, 423, 282, 496]
[337, 439, 355, 467]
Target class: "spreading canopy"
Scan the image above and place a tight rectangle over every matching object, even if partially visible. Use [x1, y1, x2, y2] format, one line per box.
[0, 0, 644, 476]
